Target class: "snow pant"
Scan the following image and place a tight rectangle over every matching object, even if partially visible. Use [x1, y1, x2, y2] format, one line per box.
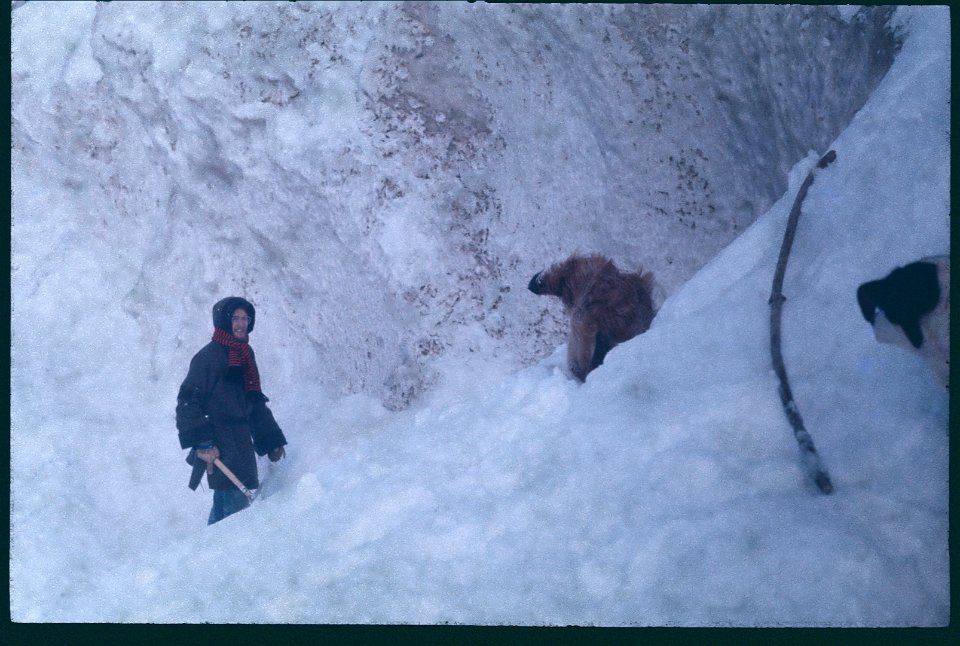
[208, 488, 250, 525]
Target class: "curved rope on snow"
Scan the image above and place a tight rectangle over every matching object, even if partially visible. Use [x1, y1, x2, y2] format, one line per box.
[769, 150, 837, 494]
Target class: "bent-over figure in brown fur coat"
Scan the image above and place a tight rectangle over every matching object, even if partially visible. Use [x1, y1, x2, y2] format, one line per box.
[528, 253, 657, 381]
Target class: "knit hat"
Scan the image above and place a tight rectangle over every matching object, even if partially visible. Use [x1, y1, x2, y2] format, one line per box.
[212, 296, 256, 333]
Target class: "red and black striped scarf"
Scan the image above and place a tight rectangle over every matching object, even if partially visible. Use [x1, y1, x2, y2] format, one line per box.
[212, 328, 262, 393]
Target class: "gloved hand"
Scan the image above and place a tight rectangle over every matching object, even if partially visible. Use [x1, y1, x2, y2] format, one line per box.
[269, 446, 285, 462]
[196, 446, 220, 475]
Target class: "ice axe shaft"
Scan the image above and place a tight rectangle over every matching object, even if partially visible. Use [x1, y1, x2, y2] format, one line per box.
[214, 458, 255, 501]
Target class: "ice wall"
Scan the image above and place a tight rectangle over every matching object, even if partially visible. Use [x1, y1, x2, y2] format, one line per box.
[11, 2, 898, 408]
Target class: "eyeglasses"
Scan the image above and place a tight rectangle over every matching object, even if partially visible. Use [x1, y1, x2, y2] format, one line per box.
[231, 316, 251, 324]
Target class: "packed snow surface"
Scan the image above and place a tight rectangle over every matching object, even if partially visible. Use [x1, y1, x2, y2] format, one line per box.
[11, 2, 949, 626]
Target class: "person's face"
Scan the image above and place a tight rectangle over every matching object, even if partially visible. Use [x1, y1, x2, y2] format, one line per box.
[231, 307, 251, 341]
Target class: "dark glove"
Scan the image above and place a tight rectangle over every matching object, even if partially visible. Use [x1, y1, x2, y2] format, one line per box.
[186, 449, 206, 491]
[269, 446, 285, 462]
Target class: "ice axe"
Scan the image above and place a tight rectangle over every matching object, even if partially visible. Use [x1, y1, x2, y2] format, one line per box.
[213, 458, 255, 502]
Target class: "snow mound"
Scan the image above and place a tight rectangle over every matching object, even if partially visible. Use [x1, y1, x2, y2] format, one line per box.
[10, 3, 948, 627]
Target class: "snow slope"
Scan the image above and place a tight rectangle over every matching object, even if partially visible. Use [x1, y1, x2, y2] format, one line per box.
[10, 3, 949, 626]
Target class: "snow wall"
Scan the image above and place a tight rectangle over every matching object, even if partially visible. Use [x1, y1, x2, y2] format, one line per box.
[12, 2, 898, 409]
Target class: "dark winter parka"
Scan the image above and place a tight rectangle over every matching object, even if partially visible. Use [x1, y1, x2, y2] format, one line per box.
[176, 297, 287, 491]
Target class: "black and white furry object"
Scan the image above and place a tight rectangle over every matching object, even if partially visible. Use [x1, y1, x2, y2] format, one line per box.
[857, 255, 950, 388]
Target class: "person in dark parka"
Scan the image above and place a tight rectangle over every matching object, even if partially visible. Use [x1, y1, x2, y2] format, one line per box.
[176, 296, 287, 524]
